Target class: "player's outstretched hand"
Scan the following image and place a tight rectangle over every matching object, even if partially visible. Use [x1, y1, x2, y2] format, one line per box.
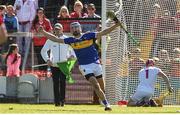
[107, 10, 119, 24]
[113, 16, 120, 24]
[38, 26, 44, 33]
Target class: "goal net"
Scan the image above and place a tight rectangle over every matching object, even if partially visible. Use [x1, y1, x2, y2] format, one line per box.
[103, 0, 180, 105]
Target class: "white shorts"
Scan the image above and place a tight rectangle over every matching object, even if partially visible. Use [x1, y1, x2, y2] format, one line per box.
[79, 60, 102, 77]
[130, 90, 153, 103]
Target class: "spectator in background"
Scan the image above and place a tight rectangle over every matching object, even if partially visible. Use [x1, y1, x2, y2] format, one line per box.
[5, 43, 21, 98]
[70, 0, 87, 18]
[84, 3, 100, 19]
[32, 0, 39, 10]
[31, 7, 53, 70]
[157, 49, 171, 75]
[0, 5, 6, 19]
[175, 3, 180, 31]
[41, 23, 75, 107]
[149, 3, 163, 57]
[82, 3, 101, 33]
[3, 5, 19, 53]
[4, 5, 19, 33]
[148, 4, 162, 34]
[159, 10, 175, 33]
[5, 43, 21, 77]
[151, 8, 175, 57]
[170, 48, 180, 104]
[170, 48, 180, 78]
[128, 48, 145, 98]
[54, 5, 71, 32]
[154, 49, 171, 97]
[14, 0, 36, 57]
[0, 5, 8, 71]
[129, 48, 145, 77]
[82, 3, 88, 14]
[0, 5, 7, 45]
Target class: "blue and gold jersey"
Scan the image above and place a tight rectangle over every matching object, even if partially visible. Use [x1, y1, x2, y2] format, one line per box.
[64, 32, 99, 65]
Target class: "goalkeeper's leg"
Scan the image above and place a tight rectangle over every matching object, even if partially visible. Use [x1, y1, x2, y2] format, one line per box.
[149, 98, 158, 107]
[127, 98, 138, 107]
[127, 90, 153, 107]
[127, 98, 149, 107]
[127, 90, 145, 107]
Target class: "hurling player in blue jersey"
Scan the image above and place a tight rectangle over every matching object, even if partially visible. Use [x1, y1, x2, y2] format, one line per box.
[38, 20, 121, 111]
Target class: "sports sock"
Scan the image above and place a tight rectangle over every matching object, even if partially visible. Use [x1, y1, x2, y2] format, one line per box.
[102, 100, 110, 107]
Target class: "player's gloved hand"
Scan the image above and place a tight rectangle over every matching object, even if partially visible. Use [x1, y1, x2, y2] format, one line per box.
[107, 10, 119, 23]
[68, 55, 76, 60]
[47, 60, 53, 66]
[113, 16, 119, 24]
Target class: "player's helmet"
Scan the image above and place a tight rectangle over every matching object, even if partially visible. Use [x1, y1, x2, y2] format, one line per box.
[70, 22, 81, 29]
[146, 59, 155, 67]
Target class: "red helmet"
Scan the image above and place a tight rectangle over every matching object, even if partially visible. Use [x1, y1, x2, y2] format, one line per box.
[146, 59, 155, 67]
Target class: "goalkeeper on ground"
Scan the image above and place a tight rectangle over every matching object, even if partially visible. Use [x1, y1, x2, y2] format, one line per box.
[127, 59, 173, 107]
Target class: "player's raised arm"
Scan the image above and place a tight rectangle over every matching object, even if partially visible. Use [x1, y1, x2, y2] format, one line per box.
[158, 71, 173, 93]
[38, 26, 64, 43]
[96, 21, 120, 39]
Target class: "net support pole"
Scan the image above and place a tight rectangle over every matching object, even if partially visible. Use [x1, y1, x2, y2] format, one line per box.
[101, 0, 107, 80]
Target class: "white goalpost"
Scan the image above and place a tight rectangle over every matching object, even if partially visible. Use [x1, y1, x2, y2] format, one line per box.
[102, 0, 129, 104]
[102, 0, 180, 105]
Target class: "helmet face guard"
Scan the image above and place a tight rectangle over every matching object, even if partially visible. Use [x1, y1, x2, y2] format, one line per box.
[70, 22, 81, 30]
[70, 22, 81, 36]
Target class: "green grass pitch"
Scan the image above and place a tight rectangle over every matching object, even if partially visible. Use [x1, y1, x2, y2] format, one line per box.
[0, 104, 180, 114]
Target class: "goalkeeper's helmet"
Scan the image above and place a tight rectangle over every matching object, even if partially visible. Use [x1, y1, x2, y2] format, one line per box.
[146, 59, 155, 67]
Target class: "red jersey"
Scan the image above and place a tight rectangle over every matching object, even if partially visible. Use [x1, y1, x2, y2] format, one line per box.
[70, 12, 87, 18]
[0, 15, 3, 25]
[58, 16, 71, 32]
[32, 18, 52, 46]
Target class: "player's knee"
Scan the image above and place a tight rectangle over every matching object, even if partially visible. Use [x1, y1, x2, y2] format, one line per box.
[136, 100, 150, 107]
[93, 83, 101, 91]
[85, 74, 101, 91]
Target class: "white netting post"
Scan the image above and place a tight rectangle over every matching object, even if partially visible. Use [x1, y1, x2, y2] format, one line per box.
[102, 0, 129, 104]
